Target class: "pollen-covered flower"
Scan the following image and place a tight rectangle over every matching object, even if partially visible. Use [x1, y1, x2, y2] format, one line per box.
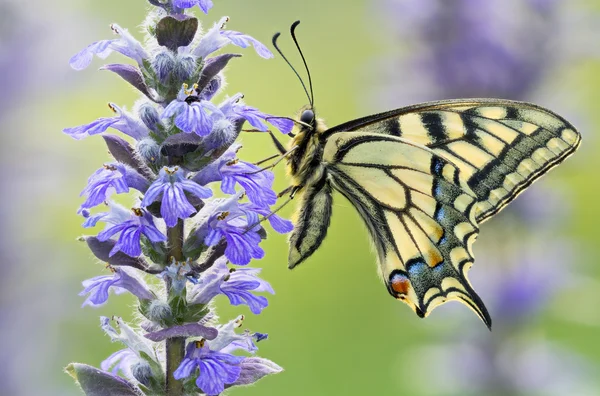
[193, 144, 277, 208]
[173, 315, 276, 395]
[83, 202, 166, 257]
[141, 166, 212, 227]
[189, 258, 274, 314]
[174, 340, 244, 395]
[80, 267, 154, 307]
[63, 103, 148, 141]
[162, 84, 223, 136]
[190, 194, 269, 265]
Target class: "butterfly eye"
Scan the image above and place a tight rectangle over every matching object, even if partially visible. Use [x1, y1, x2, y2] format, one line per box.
[300, 109, 315, 125]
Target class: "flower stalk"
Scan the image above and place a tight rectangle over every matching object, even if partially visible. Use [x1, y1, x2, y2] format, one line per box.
[166, 220, 185, 395]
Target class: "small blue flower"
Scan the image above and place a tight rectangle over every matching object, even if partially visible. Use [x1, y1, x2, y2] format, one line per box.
[141, 166, 212, 227]
[161, 258, 194, 295]
[191, 17, 273, 59]
[193, 194, 264, 265]
[209, 315, 261, 353]
[189, 258, 274, 314]
[63, 103, 148, 141]
[173, 0, 214, 13]
[70, 24, 149, 71]
[163, 84, 224, 136]
[80, 164, 149, 210]
[193, 144, 277, 209]
[83, 202, 167, 257]
[218, 93, 293, 134]
[174, 341, 244, 396]
[80, 267, 154, 307]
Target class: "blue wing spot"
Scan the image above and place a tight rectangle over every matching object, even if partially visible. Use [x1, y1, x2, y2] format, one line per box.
[435, 206, 446, 222]
[431, 157, 445, 176]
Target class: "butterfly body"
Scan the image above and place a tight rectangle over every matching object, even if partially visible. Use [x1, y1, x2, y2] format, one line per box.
[283, 98, 580, 328]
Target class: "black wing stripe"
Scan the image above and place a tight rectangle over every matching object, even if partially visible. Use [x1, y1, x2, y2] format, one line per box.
[421, 112, 448, 141]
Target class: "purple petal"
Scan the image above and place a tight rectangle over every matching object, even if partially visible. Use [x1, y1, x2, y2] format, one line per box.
[221, 31, 273, 59]
[144, 323, 218, 342]
[233, 357, 283, 386]
[101, 64, 154, 101]
[69, 40, 116, 70]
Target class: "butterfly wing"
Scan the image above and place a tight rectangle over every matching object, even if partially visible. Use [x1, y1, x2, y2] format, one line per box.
[322, 132, 491, 327]
[322, 99, 581, 223]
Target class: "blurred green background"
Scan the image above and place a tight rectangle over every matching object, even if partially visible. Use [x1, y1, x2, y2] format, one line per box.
[4, 0, 600, 395]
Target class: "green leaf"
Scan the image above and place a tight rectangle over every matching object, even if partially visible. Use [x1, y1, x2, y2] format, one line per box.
[65, 363, 143, 396]
[141, 237, 168, 266]
[138, 351, 165, 393]
[182, 303, 210, 323]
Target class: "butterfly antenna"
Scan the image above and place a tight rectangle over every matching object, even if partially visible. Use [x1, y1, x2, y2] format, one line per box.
[290, 21, 314, 107]
[272, 31, 312, 106]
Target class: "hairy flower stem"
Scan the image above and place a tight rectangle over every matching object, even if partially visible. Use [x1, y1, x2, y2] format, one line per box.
[166, 219, 185, 396]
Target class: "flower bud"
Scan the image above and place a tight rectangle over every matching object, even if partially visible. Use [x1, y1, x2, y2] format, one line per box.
[139, 103, 161, 132]
[152, 51, 176, 85]
[147, 300, 173, 323]
[174, 53, 198, 82]
[137, 138, 161, 167]
[132, 361, 153, 386]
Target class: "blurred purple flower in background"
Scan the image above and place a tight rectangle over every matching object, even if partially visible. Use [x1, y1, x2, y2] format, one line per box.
[374, 0, 599, 394]
[62, 1, 288, 394]
[375, 0, 600, 107]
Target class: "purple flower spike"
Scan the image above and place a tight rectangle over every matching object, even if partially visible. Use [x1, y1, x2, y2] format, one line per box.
[80, 163, 149, 210]
[64, 103, 148, 141]
[189, 258, 273, 314]
[193, 144, 277, 209]
[174, 341, 244, 396]
[70, 24, 149, 71]
[173, 0, 214, 13]
[142, 166, 212, 227]
[85, 202, 166, 257]
[80, 267, 154, 307]
[163, 84, 224, 136]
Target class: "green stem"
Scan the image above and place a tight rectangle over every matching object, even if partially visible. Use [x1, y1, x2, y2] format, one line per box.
[165, 219, 185, 396]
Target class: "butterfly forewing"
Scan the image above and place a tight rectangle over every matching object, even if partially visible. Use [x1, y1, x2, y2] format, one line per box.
[322, 132, 491, 326]
[322, 99, 581, 223]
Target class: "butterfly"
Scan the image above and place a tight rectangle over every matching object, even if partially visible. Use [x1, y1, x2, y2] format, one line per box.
[266, 22, 581, 328]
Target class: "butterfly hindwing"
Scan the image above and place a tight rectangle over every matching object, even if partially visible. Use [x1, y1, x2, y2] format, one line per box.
[321, 99, 580, 223]
[322, 132, 491, 326]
